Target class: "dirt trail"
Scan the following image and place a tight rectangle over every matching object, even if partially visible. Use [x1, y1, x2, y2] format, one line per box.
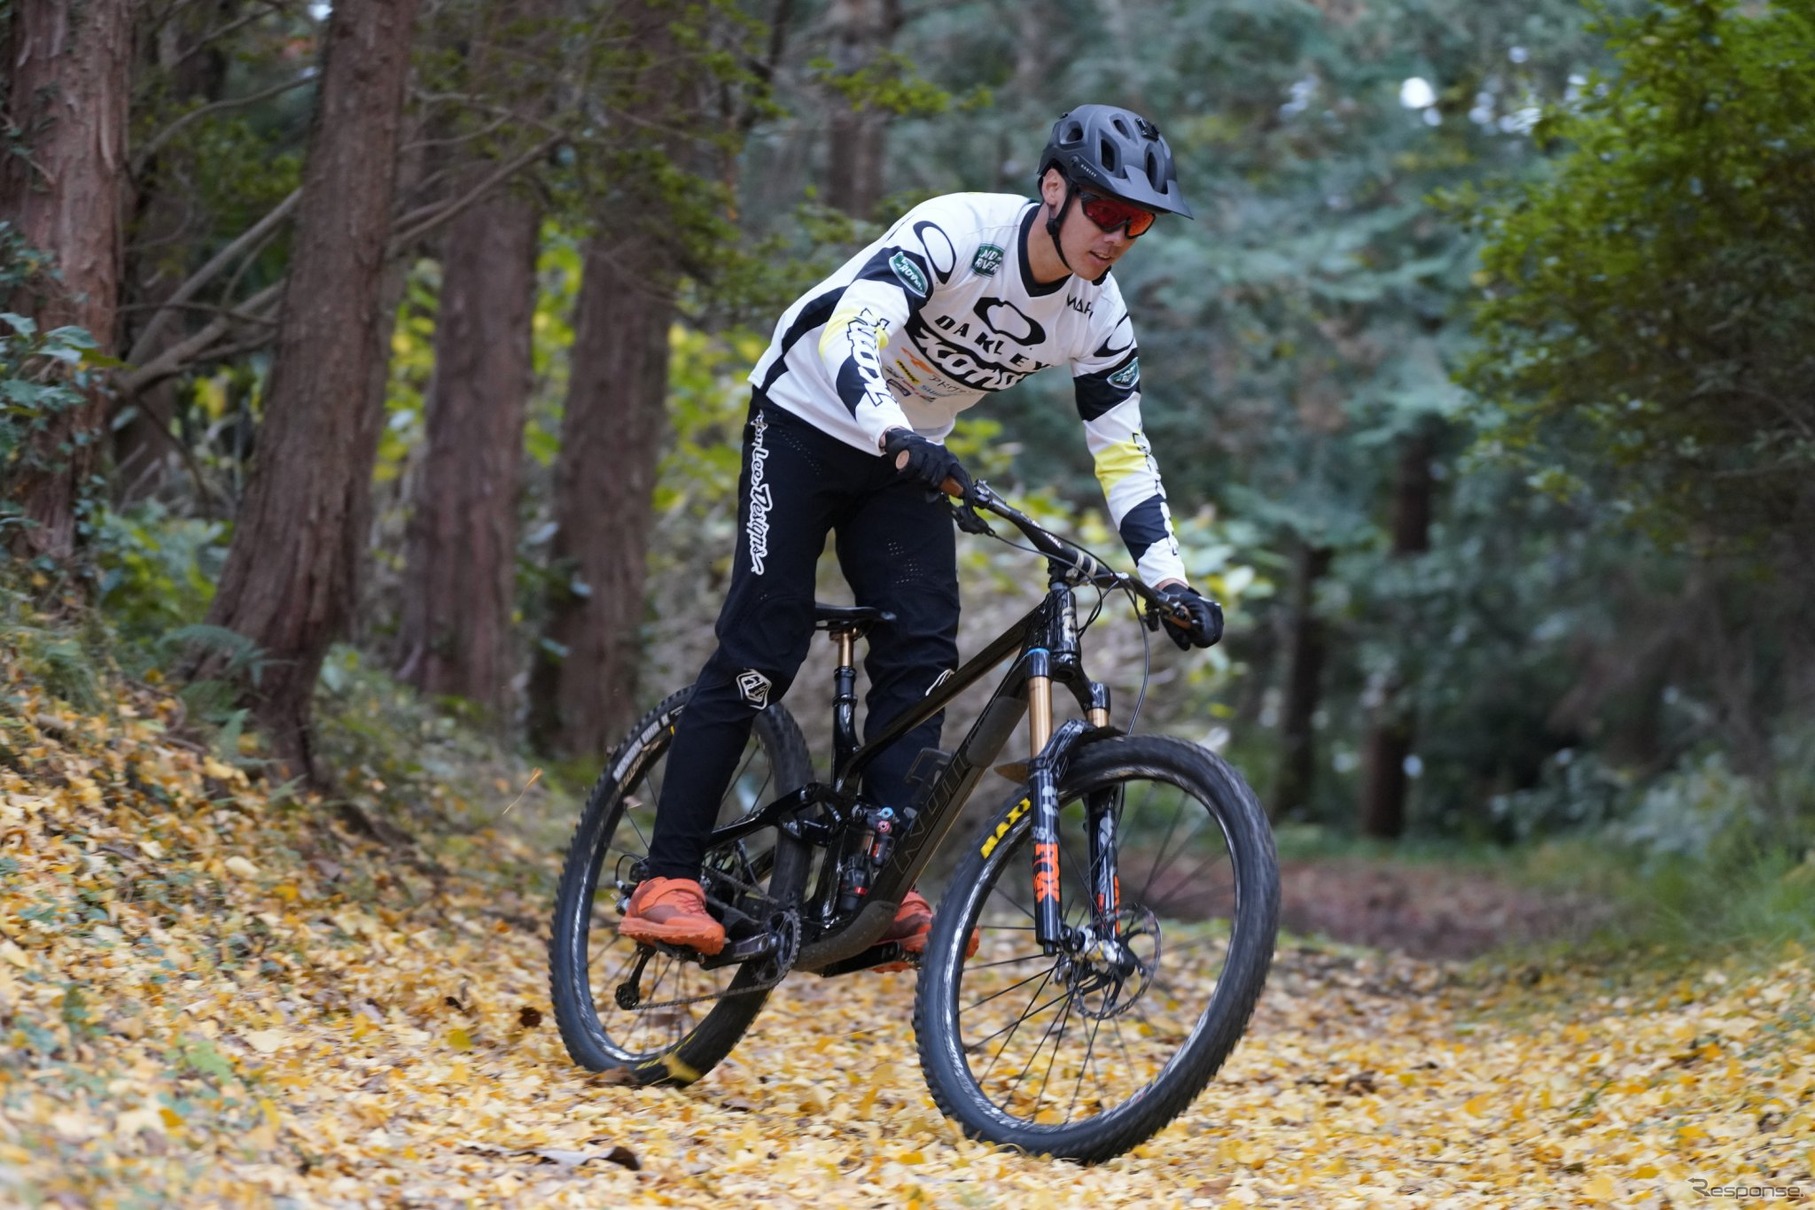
[1278, 858, 1615, 961]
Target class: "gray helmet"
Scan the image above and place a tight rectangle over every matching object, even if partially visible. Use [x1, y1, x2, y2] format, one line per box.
[1038, 104, 1194, 219]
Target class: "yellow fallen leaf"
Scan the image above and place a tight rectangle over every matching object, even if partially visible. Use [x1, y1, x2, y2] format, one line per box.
[225, 856, 260, 878]
[138, 839, 164, 859]
[1582, 1173, 1620, 1201]
[1462, 1093, 1493, 1116]
[0, 940, 29, 970]
[448, 1027, 474, 1052]
[244, 1029, 287, 1054]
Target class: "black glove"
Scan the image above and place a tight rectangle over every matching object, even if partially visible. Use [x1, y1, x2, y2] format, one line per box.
[883, 429, 973, 501]
[1154, 583, 1223, 650]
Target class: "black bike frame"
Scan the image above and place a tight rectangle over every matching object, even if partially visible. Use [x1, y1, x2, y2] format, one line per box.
[699, 486, 1177, 972]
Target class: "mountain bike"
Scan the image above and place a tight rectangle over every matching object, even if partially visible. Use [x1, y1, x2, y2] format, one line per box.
[548, 482, 1280, 1162]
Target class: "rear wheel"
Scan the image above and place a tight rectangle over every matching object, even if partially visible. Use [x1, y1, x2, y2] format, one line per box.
[549, 688, 812, 1084]
[914, 735, 1279, 1161]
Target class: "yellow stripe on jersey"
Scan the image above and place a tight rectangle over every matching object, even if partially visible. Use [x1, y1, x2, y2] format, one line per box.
[819, 305, 892, 359]
[1093, 433, 1154, 493]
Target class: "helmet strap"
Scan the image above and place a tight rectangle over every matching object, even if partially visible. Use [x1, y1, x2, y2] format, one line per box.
[1043, 179, 1078, 276]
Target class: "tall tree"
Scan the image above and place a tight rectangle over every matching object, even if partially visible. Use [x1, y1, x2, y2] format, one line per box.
[196, 0, 423, 778]
[397, 0, 558, 712]
[1358, 426, 1436, 839]
[823, 0, 901, 218]
[0, 0, 135, 561]
[397, 181, 540, 711]
[528, 0, 775, 756]
[1273, 540, 1332, 821]
[528, 232, 677, 755]
[113, 0, 249, 504]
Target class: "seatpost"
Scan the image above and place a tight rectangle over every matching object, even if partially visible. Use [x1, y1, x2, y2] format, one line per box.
[832, 629, 860, 772]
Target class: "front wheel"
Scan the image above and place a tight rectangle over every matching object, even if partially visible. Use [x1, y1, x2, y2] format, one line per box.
[913, 734, 1279, 1162]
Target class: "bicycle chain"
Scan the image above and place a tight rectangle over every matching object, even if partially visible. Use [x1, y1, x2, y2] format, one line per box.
[611, 846, 799, 1014]
[618, 908, 800, 1013]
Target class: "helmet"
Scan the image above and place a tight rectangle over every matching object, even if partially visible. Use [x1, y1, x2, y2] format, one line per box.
[1038, 104, 1193, 219]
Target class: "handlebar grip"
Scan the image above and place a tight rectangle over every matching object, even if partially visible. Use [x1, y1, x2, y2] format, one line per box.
[939, 477, 966, 498]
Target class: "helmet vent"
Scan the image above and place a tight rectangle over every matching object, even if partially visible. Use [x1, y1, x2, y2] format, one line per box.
[1038, 102, 1193, 219]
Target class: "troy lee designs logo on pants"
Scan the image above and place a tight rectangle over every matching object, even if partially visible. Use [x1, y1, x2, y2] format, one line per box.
[747, 412, 772, 574]
[736, 669, 772, 709]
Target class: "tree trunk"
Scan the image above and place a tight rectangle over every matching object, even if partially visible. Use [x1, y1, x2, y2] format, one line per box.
[0, 0, 134, 561]
[1358, 429, 1436, 840]
[115, 0, 241, 505]
[527, 236, 676, 756]
[196, 0, 422, 781]
[823, 0, 900, 218]
[397, 181, 540, 713]
[1273, 541, 1332, 822]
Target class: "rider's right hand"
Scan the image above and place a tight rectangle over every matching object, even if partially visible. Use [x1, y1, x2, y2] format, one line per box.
[883, 428, 974, 501]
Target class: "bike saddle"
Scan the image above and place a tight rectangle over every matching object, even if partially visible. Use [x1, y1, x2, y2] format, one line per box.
[812, 604, 896, 634]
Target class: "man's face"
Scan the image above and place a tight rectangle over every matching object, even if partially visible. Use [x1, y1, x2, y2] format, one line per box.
[1040, 169, 1155, 279]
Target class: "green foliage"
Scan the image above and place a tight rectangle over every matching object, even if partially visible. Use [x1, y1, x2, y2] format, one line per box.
[93, 503, 225, 638]
[376, 260, 440, 487]
[311, 642, 572, 842]
[160, 623, 270, 732]
[0, 314, 97, 487]
[809, 51, 985, 119]
[1462, 0, 1815, 549]
[1, 225, 106, 560]
[0, 566, 103, 712]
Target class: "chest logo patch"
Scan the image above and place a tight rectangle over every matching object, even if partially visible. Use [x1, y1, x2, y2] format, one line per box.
[971, 244, 1005, 276]
[890, 251, 930, 298]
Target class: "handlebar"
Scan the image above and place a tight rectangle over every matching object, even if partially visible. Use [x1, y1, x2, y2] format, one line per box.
[940, 478, 1194, 628]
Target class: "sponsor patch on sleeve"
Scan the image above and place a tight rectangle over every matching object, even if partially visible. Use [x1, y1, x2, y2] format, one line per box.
[970, 243, 1005, 277]
[1107, 357, 1141, 391]
[889, 251, 930, 298]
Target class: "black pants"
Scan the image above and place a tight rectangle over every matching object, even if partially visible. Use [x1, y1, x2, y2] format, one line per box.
[643, 396, 961, 880]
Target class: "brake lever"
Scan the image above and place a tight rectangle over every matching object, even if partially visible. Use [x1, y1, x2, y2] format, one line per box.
[1143, 597, 1190, 632]
[953, 502, 995, 536]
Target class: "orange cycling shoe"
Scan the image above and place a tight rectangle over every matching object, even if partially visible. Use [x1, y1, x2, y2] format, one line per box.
[875, 889, 978, 971]
[618, 877, 726, 956]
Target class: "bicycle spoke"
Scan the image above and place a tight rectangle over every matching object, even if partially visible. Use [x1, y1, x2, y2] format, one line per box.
[971, 975, 1066, 1086]
[959, 965, 1054, 1015]
[1023, 985, 1081, 1120]
[936, 754, 1273, 1145]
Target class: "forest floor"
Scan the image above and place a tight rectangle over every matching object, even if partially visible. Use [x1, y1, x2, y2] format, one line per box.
[2, 664, 1812, 1209]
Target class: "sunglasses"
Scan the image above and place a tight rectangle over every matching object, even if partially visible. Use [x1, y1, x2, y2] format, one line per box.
[1077, 190, 1159, 238]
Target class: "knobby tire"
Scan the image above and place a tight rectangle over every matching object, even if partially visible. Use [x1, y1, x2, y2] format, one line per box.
[913, 734, 1279, 1162]
[548, 688, 812, 1086]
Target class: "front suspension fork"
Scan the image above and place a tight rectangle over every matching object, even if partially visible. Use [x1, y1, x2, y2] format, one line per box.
[1024, 660, 1119, 952]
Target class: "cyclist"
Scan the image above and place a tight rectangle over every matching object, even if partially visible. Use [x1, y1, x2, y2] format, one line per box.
[622, 103, 1224, 956]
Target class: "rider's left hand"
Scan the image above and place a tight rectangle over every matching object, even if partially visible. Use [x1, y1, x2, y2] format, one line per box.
[1155, 583, 1223, 650]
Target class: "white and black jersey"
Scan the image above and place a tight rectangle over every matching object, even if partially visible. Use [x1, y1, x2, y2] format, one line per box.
[750, 192, 1188, 588]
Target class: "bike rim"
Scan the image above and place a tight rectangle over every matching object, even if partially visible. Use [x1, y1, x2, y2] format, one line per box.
[947, 768, 1243, 1131]
[583, 721, 787, 1062]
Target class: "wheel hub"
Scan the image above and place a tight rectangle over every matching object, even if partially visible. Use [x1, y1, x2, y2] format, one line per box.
[1058, 905, 1160, 1021]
